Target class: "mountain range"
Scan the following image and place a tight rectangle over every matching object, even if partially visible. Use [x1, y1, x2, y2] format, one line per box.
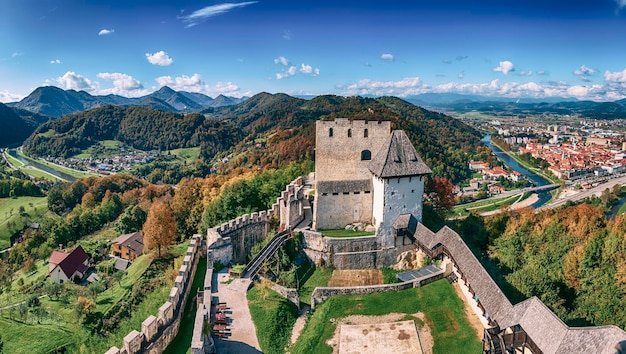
[7, 85, 247, 118]
[23, 92, 487, 184]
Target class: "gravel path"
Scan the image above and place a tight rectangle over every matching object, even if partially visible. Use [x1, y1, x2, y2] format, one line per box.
[212, 273, 262, 354]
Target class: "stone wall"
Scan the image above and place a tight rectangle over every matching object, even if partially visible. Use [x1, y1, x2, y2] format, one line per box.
[302, 230, 418, 269]
[310, 266, 445, 309]
[105, 234, 204, 354]
[207, 177, 305, 265]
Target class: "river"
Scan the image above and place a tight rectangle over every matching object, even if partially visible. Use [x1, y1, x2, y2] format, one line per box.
[8, 149, 77, 182]
[482, 135, 552, 208]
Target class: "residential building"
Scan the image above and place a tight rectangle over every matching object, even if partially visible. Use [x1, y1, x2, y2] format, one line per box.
[112, 232, 145, 261]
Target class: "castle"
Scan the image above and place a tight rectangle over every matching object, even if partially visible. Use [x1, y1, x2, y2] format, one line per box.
[306, 118, 431, 268]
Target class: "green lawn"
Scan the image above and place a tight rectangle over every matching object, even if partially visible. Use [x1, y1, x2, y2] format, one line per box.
[0, 317, 78, 354]
[297, 265, 332, 306]
[0, 196, 48, 249]
[168, 147, 201, 160]
[450, 193, 522, 218]
[248, 285, 299, 354]
[318, 229, 375, 238]
[4, 150, 24, 167]
[291, 279, 482, 354]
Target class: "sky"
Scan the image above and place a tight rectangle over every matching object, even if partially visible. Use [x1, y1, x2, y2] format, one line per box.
[2, 0, 626, 102]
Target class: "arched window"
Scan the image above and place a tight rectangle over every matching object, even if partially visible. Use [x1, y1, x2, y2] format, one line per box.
[361, 150, 372, 160]
[329, 128, 333, 137]
[348, 128, 352, 137]
[364, 128, 368, 138]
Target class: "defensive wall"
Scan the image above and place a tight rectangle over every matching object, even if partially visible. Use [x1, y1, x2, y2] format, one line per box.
[104, 234, 204, 354]
[301, 229, 418, 269]
[191, 176, 306, 353]
[206, 176, 305, 265]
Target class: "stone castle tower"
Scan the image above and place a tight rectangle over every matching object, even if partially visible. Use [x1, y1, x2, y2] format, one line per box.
[313, 118, 431, 245]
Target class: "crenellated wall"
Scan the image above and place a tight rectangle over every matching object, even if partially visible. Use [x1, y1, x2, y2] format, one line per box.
[105, 234, 205, 354]
[207, 177, 305, 265]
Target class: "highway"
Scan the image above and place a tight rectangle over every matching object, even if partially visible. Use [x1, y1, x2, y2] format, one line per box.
[539, 175, 626, 210]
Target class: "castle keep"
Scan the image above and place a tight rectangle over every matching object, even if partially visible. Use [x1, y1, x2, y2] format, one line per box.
[309, 118, 432, 268]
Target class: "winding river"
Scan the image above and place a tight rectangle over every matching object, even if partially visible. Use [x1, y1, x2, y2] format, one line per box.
[481, 135, 553, 208]
[8, 149, 77, 182]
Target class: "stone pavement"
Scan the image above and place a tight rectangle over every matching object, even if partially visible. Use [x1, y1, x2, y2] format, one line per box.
[212, 271, 262, 354]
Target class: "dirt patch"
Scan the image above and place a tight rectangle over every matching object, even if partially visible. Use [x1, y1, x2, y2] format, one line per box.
[328, 269, 384, 287]
[452, 282, 485, 339]
[326, 313, 433, 354]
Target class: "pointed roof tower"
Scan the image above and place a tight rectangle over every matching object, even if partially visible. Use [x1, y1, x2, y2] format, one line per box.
[368, 130, 432, 178]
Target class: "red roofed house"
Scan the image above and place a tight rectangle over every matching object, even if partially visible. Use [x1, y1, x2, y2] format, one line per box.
[485, 166, 508, 179]
[49, 245, 89, 284]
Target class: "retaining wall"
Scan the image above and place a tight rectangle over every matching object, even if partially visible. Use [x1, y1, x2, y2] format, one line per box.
[310, 266, 445, 309]
[302, 230, 418, 269]
[105, 234, 204, 354]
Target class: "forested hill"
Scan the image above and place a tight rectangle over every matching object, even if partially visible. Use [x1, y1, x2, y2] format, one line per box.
[0, 102, 51, 147]
[22, 105, 242, 159]
[22, 93, 486, 184]
[203, 93, 487, 183]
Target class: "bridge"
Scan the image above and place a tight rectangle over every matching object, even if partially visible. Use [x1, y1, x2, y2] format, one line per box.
[240, 229, 291, 279]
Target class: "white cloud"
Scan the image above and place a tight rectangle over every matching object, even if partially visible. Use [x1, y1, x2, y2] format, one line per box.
[574, 65, 595, 76]
[615, 0, 626, 11]
[12, 52, 22, 58]
[381, 53, 394, 61]
[518, 71, 533, 76]
[458, 72, 464, 79]
[276, 66, 297, 80]
[274, 56, 289, 66]
[97, 72, 147, 97]
[282, 30, 292, 40]
[336, 75, 626, 101]
[493, 60, 514, 75]
[0, 90, 24, 103]
[56, 71, 96, 91]
[299, 64, 320, 76]
[604, 68, 626, 82]
[98, 29, 114, 36]
[536, 70, 547, 75]
[50, 59, 61, 64]
[179, 2, 257, 28]
[146, 51, 174, 66]
[155, 74, 246, 97]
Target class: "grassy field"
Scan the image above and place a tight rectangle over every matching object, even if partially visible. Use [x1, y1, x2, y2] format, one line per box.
[297, 265, 333, 307]
[290, 279, 482, 354]
[248, 284, 299, 354]
[0, 240, 191, 353]
[318, 229, 375, 238]
[0, 196, 48, 249]
[3, 150, 63, 182]
[450, 193, 521, 218]
[168, 147, 201, 161]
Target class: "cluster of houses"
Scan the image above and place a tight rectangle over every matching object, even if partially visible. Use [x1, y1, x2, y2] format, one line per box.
[519, 139, 626, 180]
[46, 231, 145, 285]
[42, 150, 156, 175]
[465, 161, 524, 194]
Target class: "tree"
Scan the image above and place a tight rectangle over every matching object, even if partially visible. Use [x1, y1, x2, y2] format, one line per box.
[143, 200, 177, 257]
[426, 176, 456, 214]
[74, 297, 95, 320]
[44, 282, 63, 301]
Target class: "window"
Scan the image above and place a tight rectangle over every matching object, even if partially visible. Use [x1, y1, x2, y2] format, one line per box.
[332, 192, 339, 195]
[348, 128, 352, 137]
[343, 192, 350, 195]
[364, 128, 369, 137]
[361, 150, 372, 160]
[329, 128, 334, 137]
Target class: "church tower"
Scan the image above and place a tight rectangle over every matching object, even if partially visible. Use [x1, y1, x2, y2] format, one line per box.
[368, 130, 432, 247]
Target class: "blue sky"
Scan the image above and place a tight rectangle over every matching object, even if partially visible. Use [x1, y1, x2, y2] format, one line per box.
[2, 0, 626, 102]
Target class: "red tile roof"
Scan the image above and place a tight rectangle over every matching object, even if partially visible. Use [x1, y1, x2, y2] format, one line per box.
[49, 245, 89, 279]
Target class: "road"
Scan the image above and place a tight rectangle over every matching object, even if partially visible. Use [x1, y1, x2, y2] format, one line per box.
[539, 174, 626, 210]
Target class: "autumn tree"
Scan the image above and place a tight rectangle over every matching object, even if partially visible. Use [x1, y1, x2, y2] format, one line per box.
[426, 176, 456, 214]
[143, 200, 177, 257]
